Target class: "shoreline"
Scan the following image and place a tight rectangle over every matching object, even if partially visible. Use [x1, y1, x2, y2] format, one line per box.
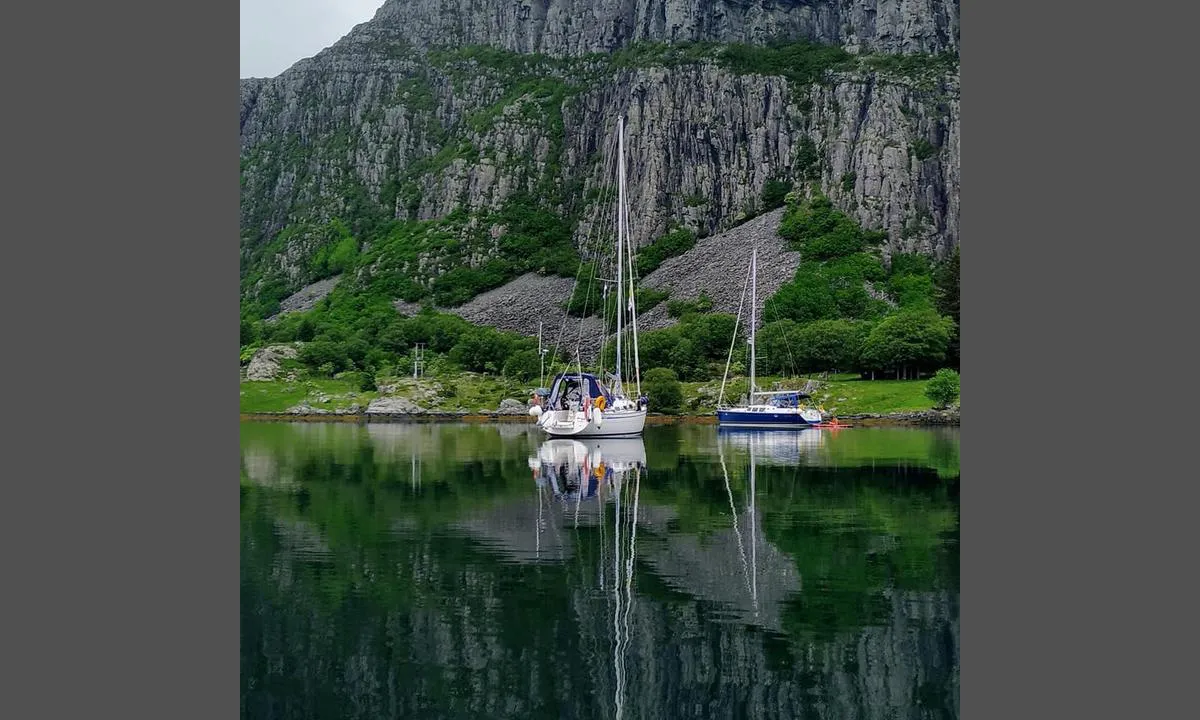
[240, 409, 959, 427]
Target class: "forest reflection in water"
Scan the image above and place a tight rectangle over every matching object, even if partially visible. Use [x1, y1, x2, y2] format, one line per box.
[241, 421, 959, 720]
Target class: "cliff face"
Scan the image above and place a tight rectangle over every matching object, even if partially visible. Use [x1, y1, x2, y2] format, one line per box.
[239, 0, 959, 314]
[365, 0, 959, 56]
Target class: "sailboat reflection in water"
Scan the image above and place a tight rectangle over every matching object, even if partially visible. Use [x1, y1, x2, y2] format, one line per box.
[529, 438, 647, 502]
[527, 436, 646, 718]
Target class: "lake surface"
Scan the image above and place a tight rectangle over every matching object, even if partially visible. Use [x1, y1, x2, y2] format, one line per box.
[241, 421, 960, 720]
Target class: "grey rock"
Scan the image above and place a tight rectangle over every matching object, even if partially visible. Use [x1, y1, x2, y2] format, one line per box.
[366, 397, 426, 414]
[497, 398, 527, 415]
[368, 0, 958, 57]
[245, 344, 299, 381]
[240, 0, 959, 321]
[268, 275, 342, 321]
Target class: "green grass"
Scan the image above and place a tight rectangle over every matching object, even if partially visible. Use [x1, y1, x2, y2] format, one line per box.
[815, 377, 939, 416]
[242, 368, 948, 417]
[679, 375, 942, 416]
[239, 377, 377, 414]
[240, 371, 540, 414]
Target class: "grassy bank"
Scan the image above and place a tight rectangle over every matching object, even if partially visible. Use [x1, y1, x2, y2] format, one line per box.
[681, 373, 940, 416]
[240, 369, 951, 418]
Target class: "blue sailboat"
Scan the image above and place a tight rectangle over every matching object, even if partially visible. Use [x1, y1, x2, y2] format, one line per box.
[716, 244, 824, 429]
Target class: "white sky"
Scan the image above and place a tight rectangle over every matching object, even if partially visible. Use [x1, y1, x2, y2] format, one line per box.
[240, 0, 387, 78]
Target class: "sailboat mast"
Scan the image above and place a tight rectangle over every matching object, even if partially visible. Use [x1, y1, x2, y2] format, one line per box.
[749, 244, 757, 403]
[622, 123, 641, 397]
[626, 197, 642, 398]
[615, 117, 625, 387]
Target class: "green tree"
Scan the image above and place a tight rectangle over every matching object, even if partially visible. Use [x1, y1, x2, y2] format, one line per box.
[933, 247, 960, 369]
[761, 178, 793, 210]
[297, 316, 317, 342]
[636, 328, 682, 371]
[502, 348, 540, 381]
[240, 317, 259, 347]
[771, 265, 838, 322]
[925, 369, 960, 408]
[794, 319, 868, 373]
[859, 309, 953, 379]
[449, 328, 513, 373]
[669, 337, 707, 381]
[298, 341, 349, 375]
[643, 368, 683, 414]
[754, 320, 800, 375]
[679, 313, 738, 358]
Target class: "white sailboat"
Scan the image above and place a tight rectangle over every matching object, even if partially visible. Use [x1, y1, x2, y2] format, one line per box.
[716, 244, 824, 428]
[531, 116, 648, 437]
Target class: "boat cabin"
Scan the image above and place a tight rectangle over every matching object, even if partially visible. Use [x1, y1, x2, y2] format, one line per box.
[546, 372, 613, 410]
[756, 391, 811, 409]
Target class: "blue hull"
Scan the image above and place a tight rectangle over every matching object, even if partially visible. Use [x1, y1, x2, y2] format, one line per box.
[716, 409, 819, 427]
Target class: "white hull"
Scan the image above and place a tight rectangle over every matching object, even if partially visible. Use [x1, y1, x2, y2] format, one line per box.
[538, 408, 647, 437]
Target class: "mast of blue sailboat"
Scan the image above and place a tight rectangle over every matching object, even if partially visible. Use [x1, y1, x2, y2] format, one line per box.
[749, 243, 757, 405]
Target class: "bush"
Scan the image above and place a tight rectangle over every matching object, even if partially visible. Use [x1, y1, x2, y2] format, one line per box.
[762, 178, 793, 210]
[299, 340, 350, 375]
[502, 348, 541, 381]
[925, 369, 960, 408]
[643, 367, 684, 414]
[635, 228, 697, 276]
[240, 317, 259, 347]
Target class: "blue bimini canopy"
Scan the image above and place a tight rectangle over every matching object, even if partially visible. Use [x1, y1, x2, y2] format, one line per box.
[547, 372, 612, 407]
[765, 391, 811, 408]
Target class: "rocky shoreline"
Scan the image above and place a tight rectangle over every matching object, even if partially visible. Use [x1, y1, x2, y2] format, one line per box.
[240, 408, 959, 427]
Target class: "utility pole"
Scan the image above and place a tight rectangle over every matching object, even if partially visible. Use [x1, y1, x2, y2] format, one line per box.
[538, 321, 546, 388]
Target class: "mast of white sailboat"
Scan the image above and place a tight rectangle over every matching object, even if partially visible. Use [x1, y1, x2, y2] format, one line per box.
[749, 244, 757, 404]
[615, 117, 625, 390]
[623, 128, 642, 398]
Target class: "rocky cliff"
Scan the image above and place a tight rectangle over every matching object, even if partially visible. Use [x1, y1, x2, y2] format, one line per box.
[363, 0, 959, 57]
[240, 0, 959, 317]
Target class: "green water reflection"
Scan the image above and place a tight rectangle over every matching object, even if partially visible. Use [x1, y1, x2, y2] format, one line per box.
[241, 421, 959, 719]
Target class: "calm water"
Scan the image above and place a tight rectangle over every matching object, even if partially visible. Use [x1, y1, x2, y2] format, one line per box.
[241, 421, 960, 720]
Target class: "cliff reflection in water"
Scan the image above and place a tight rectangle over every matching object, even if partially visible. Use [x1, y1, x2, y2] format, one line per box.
[241, 422, 959, 719]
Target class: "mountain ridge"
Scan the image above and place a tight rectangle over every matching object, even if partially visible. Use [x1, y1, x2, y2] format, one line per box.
[239, 0, 959, 325]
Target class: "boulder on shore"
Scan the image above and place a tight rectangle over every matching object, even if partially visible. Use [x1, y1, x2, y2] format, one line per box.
[366, 397, 425, 414]
[496, 398, 527, 415]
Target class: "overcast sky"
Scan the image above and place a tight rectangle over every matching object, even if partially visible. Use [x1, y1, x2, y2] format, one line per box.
[240, 0, 386, 78]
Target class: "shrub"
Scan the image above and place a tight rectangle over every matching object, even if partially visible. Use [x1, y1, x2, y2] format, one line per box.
[635, 228, 697, 276]
[643, 367, 684, 414]
[762, 178, 793, 210]
[925, 368, 960, 408]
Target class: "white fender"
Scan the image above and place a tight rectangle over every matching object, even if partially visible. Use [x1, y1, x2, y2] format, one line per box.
[529, 405, 542, 417]
[594, 408, 603, 427]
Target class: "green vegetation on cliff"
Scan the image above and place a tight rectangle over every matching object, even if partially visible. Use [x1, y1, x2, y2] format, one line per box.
[240, 189, 960, 416]
[241, 37, 958, 323]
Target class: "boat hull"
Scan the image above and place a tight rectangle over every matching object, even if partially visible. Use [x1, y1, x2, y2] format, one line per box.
[539, 408, 647, 437]
[716, 408, 821, 428]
